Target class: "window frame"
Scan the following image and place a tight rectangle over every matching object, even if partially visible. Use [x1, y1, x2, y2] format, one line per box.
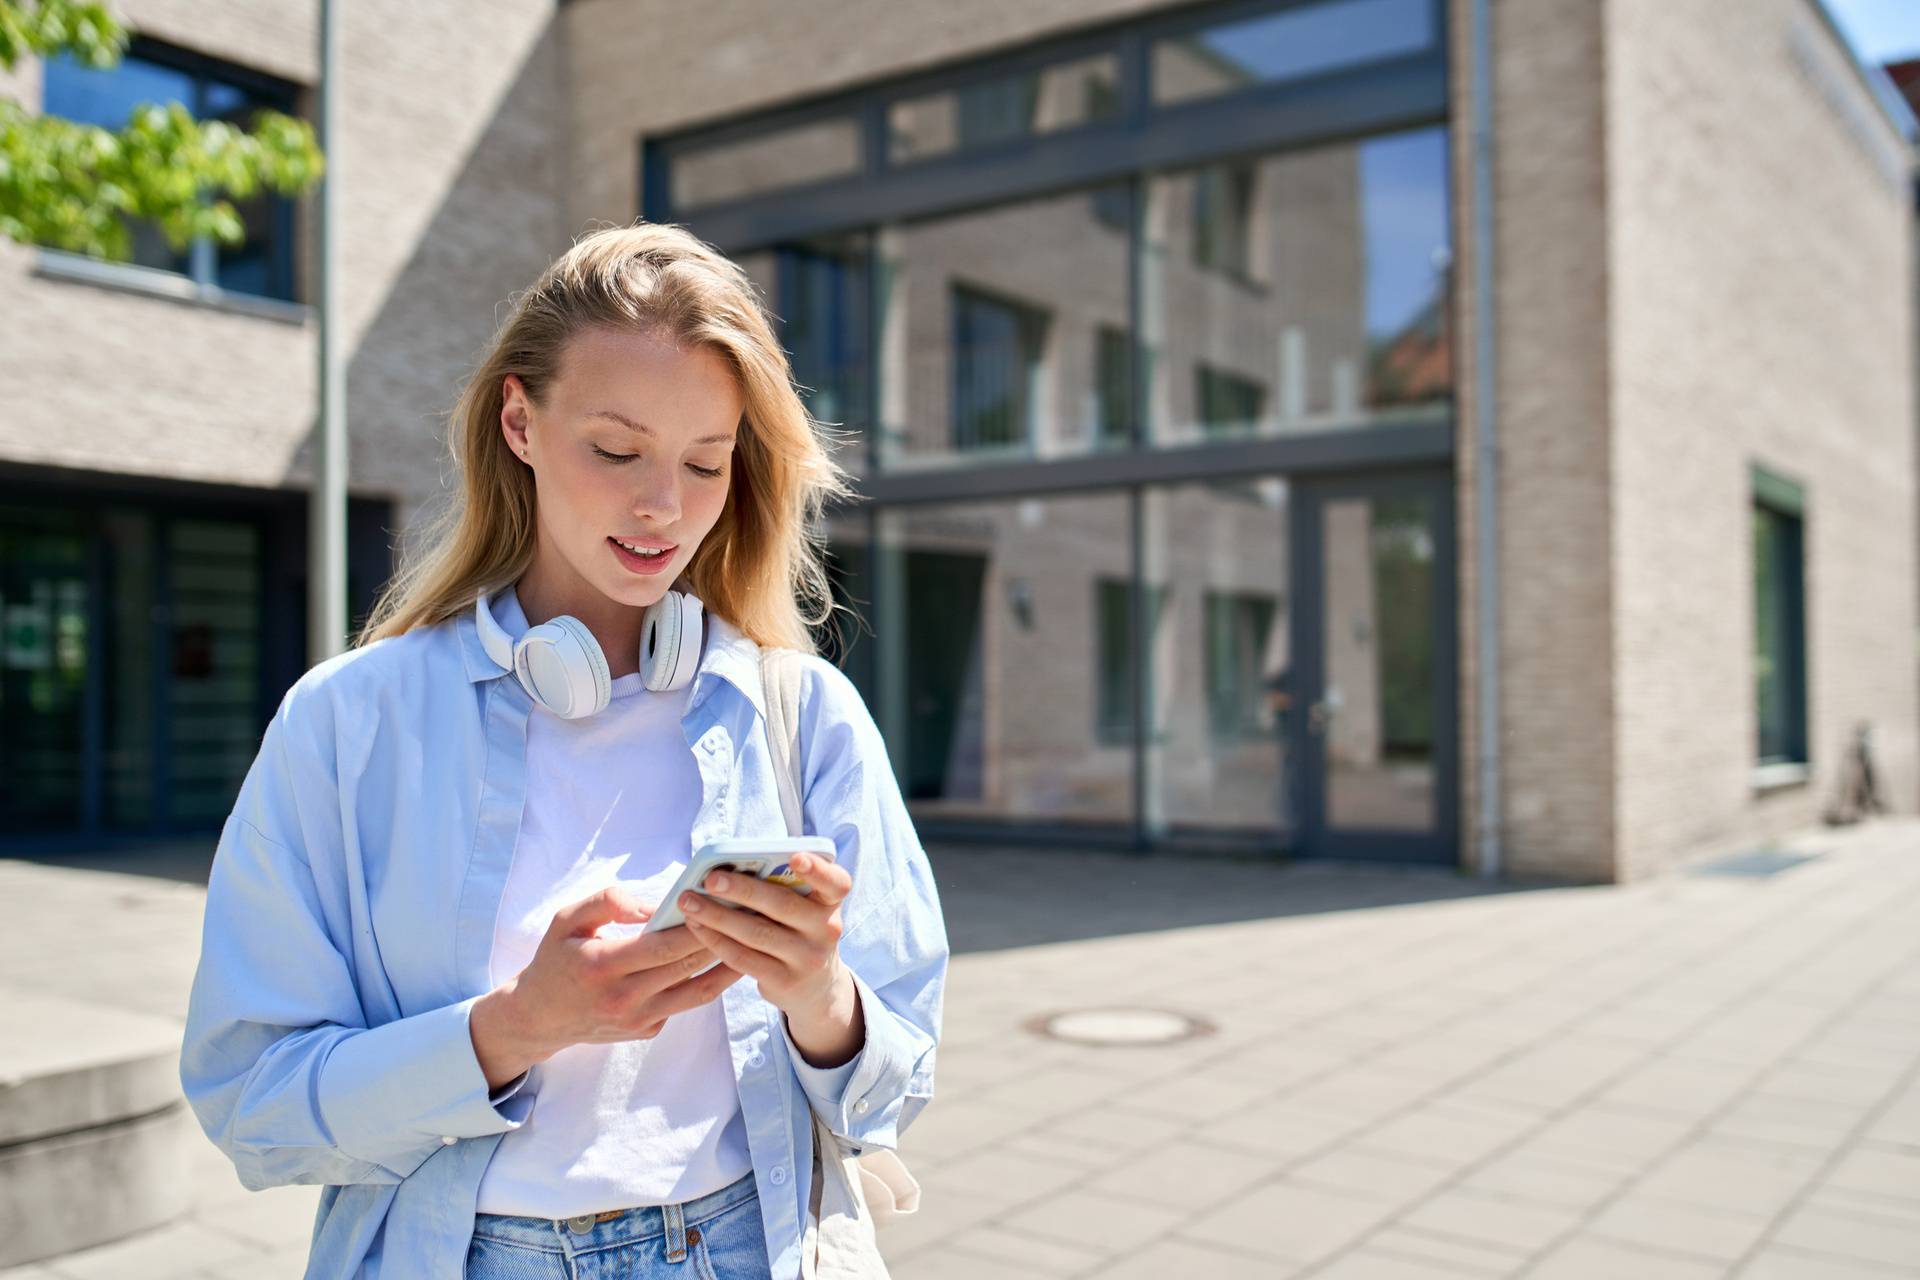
[37, 33, 304, 306]
[1752, 463, 1810, 774]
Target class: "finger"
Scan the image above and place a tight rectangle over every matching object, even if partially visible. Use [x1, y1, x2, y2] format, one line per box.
[683, 914, 792, 983]
[699, 866, 833, 931]
[635, 960, 744, 1020]
[588, 917, 715, 977]
[787, 852, 854, 907]
[681, 893, 809, 966]
[555, 883, 653, 939]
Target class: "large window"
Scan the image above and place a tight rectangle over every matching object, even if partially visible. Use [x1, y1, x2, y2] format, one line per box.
[1145, 125, 1452, 444]
[1754, 468, 1808, 767]
[39, 36, 302, 302]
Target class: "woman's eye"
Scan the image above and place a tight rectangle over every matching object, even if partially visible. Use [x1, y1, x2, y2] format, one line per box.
[592, 446, 723, 479]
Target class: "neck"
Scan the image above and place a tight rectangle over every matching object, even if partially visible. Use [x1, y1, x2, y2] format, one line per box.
[513, 546, 649, 681]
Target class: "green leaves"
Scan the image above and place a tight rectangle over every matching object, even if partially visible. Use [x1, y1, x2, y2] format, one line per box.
[0, 0, 324, 263]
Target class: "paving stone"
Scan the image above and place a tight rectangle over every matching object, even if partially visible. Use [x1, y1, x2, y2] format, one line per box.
[1525, 1237, 1724, 1278]
[1396, 1187, 1582, 1255]
[1768, 1202, 1920, 1273]
[1181, 1180, 1395, 1265]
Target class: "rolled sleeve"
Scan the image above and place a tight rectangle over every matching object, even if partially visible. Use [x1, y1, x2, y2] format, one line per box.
[319, 991, 536, 1163]
[179, 701, 536, 1192]
[792, 658, 949, 1154]
[781, 964, 930, 1154]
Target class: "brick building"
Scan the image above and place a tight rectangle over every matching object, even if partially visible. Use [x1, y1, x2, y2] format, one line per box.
[1, 0, 1913, 882]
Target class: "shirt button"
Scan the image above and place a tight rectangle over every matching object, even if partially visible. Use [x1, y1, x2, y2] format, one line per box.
[441, 1135, 457, 1145]
[854, 1099, 869, 1115]
[747, 1049, 765, 1067]
[770, 1165, 788, 1186]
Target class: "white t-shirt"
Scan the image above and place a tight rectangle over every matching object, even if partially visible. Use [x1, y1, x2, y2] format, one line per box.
[474, 585, 753, 1217]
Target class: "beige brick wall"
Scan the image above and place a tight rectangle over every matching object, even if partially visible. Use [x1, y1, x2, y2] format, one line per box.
[1450, 0, 1620, 882]
[1605, 0, 1919, 877]
[0, 0, 570, 534]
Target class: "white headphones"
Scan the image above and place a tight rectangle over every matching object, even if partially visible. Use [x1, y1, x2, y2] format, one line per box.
[473, 585, 705, 719]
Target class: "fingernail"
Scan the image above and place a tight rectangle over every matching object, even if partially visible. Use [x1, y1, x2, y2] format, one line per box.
[682, 892, 702, 912]
[709, 873, 729, 891]
[793, 854, 809, 871]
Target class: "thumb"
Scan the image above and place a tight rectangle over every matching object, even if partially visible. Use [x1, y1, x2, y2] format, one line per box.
[566, 883, 654, 938]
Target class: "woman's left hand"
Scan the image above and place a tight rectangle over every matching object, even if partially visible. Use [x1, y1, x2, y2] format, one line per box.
[678, 851, 855, 1023]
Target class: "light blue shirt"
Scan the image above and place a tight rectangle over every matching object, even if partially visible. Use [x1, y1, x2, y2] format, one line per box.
[177, 597, 949, 1279]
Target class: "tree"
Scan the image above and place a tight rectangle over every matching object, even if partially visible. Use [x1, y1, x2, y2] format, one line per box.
[0, 0, 323, 263]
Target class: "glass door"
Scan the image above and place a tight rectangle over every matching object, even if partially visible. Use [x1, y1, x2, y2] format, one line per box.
[1291, 472, 1457, 863]
[0, 508, 94, 833]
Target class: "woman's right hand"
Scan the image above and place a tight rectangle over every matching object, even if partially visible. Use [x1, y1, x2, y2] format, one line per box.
[471, 884, 744, 1087]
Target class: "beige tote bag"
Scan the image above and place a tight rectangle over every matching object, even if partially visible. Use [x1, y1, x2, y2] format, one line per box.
[759, 647, 923, 1280]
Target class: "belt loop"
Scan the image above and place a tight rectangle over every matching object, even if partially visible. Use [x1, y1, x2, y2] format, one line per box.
[663, 1199, 688, 1262]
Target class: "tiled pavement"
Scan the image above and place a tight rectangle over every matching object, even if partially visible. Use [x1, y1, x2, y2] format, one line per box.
[2, 820, 1917, 1278]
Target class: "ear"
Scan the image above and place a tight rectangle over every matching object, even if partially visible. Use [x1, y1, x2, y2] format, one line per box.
[501, 374, 533, 462]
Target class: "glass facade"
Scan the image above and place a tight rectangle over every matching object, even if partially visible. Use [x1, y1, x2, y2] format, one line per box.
[655, 0, 1457, 858]
[0, 492, 393, 846]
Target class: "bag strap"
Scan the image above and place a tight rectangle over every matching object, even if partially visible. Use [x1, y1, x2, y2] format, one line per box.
[759, 647, 807, 838]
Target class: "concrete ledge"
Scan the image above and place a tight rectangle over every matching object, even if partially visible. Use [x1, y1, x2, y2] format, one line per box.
[0, 991, 195, 1268]
[0, 1102, 195, 1268]
[0, 992, 186, 1146]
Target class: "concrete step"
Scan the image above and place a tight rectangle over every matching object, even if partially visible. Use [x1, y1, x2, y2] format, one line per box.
[0, 991, 192, 1268]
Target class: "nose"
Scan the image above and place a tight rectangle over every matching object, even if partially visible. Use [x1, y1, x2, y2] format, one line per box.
[628, 457, 682, 527]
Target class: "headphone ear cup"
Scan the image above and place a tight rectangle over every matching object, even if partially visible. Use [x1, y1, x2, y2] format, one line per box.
[641, 591, 704, 692]
[515, 615, 610, 718]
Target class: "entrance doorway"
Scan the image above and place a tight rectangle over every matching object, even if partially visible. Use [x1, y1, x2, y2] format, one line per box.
[1288, 470, 1458, 862]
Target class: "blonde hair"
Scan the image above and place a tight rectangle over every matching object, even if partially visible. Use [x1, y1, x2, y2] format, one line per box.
[355, 222, 854, 655]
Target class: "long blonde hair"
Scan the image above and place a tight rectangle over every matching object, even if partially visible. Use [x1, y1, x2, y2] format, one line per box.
[355, 222, 854, 654]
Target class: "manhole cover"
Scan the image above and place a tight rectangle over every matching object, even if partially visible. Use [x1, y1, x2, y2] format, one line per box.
[1024, 1007, 1215, 1047]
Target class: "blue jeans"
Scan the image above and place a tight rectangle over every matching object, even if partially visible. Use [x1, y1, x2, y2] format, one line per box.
[465, 1170, 771, 1278]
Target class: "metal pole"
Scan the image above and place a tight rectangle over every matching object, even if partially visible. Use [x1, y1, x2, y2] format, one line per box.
[309, 0, 347, 663]
[1469, 0, 1502, 878]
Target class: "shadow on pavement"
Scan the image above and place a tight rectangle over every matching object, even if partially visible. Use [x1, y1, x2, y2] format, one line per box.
[928, 843, 1563, 955]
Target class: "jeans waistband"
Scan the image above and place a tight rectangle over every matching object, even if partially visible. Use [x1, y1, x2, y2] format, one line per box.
[471, 1169, 758, 1255]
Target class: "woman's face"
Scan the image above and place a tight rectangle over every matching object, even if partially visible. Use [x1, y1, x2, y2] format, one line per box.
[501, 325, 742, 614]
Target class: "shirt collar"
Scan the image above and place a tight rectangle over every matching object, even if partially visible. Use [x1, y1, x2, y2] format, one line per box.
[456, 587, 766, 720]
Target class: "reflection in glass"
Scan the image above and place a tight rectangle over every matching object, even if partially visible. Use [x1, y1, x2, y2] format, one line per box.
[888, 52, 1122, 164]
[0, 508, 90, 832]
[876, 494, 1132, 825]
[1141, 479, 1294, 838]
[1319, 495, 1434, 832]
[38, 45, 298, 299]
[166, 520, 262, 826]
[1143, 125, 1451, 443]
[876, 184, 1131, 468]
[739, 236, 872, 477]
[673, 115, 863, 209]
[1152, 0, 1435, 107]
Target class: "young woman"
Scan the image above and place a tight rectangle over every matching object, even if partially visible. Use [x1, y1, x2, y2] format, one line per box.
[178, 223, 949, 1279]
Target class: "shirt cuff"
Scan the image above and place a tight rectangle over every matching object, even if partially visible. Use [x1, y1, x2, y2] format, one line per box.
[318, 992, 538, 1169]
[781, 991, 866, 1115]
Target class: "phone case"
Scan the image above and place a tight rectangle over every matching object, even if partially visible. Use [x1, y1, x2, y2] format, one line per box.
[641, 838, 834, 931]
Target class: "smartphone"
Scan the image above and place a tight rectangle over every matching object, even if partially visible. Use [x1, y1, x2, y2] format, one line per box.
[641, 836, 838, 932]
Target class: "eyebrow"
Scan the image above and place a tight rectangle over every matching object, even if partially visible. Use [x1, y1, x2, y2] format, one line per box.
[589, 409, 737, 446]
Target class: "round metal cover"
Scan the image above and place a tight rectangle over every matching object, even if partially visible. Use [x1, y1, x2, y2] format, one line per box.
[1025, 1007, 1215, 1047]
